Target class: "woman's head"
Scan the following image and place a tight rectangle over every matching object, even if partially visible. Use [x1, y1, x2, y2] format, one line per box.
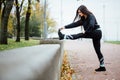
[73, 5, 92, 22]
[78, 5, 92, 16]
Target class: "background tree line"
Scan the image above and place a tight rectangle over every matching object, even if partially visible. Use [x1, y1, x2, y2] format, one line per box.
[0, 0, 56, 44]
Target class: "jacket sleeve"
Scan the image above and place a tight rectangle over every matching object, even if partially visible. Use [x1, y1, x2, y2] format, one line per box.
[85, 14, 95, 33]
[65, 20, 83, 29]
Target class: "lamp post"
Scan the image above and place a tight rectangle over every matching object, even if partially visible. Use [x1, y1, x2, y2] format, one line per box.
[43, 0, 47, 39]
[103, 4, 106, 41]
[60, 0, 63, 25]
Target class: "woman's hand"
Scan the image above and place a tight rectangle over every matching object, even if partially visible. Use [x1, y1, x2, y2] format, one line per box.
[82, 30, 86, 34]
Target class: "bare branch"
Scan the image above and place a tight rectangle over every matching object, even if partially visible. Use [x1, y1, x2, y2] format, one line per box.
[19, 0, 24, 13]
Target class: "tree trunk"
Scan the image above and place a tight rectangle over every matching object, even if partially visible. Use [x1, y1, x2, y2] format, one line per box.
[15, 0, 20, 42]
[0, 0, 14, 44]
[25, 0, 31, 40]
[0, 1, 2, 41]
[15, 0, 24, 42]
[0, 0, 4, 13]
[0, 1, 2, 13]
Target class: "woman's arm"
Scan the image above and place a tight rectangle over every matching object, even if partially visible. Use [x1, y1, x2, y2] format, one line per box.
[64, 20, 83, 29]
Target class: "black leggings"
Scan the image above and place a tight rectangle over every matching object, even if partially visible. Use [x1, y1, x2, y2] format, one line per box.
[66, 30, 104, 65]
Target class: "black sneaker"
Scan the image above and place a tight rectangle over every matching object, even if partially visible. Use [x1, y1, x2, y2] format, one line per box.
[58, 29, 64, 40]
[95, 67, 106, 72]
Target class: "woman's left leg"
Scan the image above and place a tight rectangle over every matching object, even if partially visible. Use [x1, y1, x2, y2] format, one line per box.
[92, 39, 106, 71]
[58, 29, 84, 40]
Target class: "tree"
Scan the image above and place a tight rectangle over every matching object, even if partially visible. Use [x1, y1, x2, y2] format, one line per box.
[8, 14, 14, 38]
[0, 0, 2, 41]
[20, 1, 41, 37]
[29, 12, 41, 37]
[25, 0, 31, 40]
[0, 0, 14, 44]
[0, 0, 2, 18]
[15, 0, 24, 42]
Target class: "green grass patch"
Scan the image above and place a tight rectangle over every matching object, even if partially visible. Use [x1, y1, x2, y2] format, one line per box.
[105, 41, 120, 44]
[0, 39, 40, 51]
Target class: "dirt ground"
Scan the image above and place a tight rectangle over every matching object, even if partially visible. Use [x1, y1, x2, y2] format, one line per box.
[64, 40, 120, 80]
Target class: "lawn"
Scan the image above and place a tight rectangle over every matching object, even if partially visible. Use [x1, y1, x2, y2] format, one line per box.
[105, 41, 120, 44]
[0, 39, 40, 51]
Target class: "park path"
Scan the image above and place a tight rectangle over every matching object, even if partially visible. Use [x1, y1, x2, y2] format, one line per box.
[64, 40, 120, 80]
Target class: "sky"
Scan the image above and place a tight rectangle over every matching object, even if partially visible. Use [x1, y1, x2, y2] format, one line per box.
[41, 0, 120, 40]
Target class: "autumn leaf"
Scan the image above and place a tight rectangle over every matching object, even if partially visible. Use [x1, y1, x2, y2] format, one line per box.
[60, 51, 75, 80]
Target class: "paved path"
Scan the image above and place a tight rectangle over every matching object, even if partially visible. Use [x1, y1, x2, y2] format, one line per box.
[64, 40, 120, 80]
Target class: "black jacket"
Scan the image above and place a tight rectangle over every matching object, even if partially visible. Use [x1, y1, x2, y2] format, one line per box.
[65, 14, 100, 33]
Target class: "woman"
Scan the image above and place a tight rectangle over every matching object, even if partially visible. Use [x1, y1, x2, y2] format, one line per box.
[58, 5, 106, 72]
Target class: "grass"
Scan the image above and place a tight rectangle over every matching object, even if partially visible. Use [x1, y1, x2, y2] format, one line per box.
[0, 39, 40, 51]
[105, 41, 120, 44]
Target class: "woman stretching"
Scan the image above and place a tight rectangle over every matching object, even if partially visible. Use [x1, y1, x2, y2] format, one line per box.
[58, 5, 106, 72]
